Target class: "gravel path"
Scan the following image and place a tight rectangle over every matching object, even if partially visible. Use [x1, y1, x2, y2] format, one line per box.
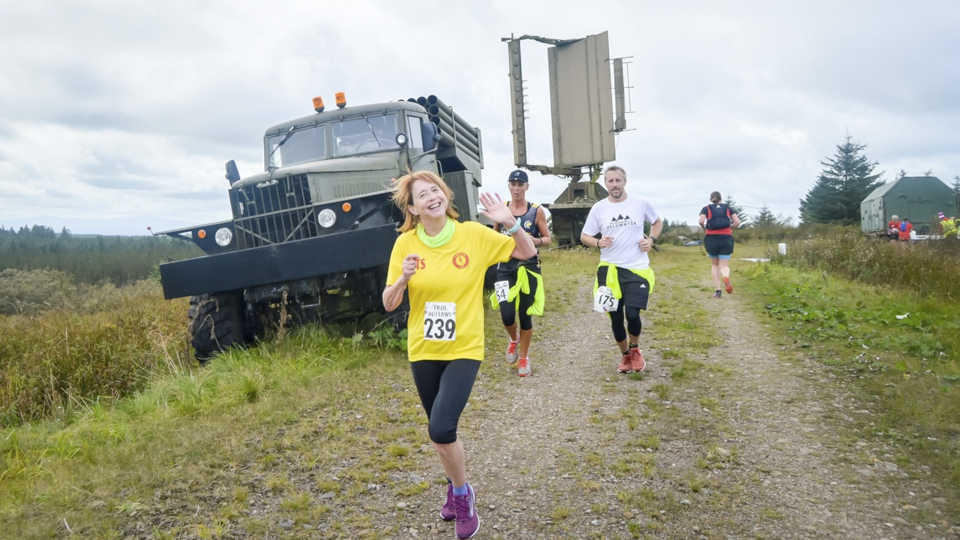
[394, 278, 957, 539]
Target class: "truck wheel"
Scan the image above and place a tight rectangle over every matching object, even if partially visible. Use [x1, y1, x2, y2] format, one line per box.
[188, 292, 246, 364]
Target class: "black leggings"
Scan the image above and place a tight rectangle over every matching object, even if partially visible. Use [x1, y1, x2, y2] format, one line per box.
[499, 273, 539, 331]
[409, 359, 481, 445]
[609, 300, 642, 343]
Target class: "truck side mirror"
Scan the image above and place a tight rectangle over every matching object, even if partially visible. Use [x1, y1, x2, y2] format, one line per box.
[421, 123, 440, 152]
[225, 160, 241, 185]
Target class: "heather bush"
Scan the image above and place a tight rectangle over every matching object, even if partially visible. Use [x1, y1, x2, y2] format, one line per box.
[0, 269, 79, 315]
[0, 279, 192, 426]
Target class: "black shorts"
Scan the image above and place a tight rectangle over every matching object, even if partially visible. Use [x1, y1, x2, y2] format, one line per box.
[597, 265, 650, 310]
[704, 234, 734, 257]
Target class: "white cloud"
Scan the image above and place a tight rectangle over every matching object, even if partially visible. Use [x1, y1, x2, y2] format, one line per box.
[1, 0, 959, 234]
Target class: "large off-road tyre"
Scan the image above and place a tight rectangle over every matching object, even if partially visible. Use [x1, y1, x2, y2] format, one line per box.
[188, 291, 245, 364]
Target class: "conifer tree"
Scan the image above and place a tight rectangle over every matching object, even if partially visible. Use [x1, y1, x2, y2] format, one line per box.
[723, 194, 748, 226]
[799, 136, 883, 225]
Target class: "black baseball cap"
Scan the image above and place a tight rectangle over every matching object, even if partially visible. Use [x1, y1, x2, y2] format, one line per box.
[508, 170, 529, 183]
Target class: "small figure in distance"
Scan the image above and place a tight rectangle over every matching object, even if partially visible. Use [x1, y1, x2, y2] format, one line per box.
[898, 217, 913, 242]
[887, 214, 901, 243]
[698, 192, 741, 298]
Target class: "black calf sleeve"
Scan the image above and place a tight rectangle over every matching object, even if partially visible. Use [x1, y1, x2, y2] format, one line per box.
[626, 306, 642, 337]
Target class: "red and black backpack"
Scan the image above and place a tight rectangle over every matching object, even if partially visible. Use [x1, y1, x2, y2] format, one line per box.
[705, 204, 732, 230]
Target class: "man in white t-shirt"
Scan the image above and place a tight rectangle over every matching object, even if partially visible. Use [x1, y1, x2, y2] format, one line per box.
[579, 165, 663, 374]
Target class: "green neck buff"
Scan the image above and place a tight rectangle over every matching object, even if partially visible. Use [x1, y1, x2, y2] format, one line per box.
[417, 218, 456, 248]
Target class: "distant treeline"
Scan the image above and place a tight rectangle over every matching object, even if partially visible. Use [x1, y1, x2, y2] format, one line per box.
[0, 224, 203, 285]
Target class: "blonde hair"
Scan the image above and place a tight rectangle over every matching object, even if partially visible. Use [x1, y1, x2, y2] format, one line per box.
[390, 170, 459, 233]
[710, 191, 722, 204]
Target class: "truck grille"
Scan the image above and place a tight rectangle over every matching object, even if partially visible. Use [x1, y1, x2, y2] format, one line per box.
[233, 174, 318, 248]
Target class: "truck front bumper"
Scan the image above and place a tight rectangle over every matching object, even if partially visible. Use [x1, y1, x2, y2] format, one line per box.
[159, 223, 399, 300]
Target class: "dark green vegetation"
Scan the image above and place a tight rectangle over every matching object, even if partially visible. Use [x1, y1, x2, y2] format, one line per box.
[0, 225, 202, 424]
[800, 135, 884, 225]
[0, 225, 202, 290]
[0, 280, 192, 426]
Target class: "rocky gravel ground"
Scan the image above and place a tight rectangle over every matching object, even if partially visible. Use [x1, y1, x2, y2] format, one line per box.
[380, 279, 958, 539]
[111, 275, 959, 540]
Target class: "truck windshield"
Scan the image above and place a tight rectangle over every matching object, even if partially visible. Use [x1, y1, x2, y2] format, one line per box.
[332, 113, 399, 157]
[268, 126, 327, 169]
[267, 112, 401, 169]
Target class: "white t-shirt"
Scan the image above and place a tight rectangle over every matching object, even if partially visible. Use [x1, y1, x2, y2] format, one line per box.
[582, 194, 659, 270]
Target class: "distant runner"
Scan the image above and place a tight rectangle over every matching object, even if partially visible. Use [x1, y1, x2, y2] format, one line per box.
[698, 191, 741, 298]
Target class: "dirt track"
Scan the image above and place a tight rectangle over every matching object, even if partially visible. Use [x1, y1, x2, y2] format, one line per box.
[395, 276, 958, 539]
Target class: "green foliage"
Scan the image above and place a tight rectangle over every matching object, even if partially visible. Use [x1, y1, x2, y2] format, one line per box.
[0, 268, 78, 315]
[0, 225, 202, 287]
[800, 136, 884, 225]
[748, 205, 793, 243]
[744, 255, 960, 497]
[0, 280, 192, 426]
[363, 324, 408, 351]
[660, 218, 690, 235]
[723, 194, 749, 226]
[762, 227, 960, 370]
[776, 226, 960, 299]
[0, 325, 412, 538]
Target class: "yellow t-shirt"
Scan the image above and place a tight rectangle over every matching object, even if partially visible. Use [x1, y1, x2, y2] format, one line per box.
[387, 221, 515, 362]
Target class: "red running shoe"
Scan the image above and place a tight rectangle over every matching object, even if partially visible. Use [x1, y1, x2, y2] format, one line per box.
[629, 347, 646, 372]
[618, 353, 632, 374]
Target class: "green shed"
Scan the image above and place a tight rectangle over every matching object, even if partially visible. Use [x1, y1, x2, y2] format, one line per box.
[860, 176, 957, 235]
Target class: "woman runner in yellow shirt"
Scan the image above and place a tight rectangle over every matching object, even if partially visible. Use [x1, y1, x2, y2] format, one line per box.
[382, 170, 534, 539]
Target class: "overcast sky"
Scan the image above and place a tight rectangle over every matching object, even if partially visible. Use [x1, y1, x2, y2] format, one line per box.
[2, 0, 959, 235]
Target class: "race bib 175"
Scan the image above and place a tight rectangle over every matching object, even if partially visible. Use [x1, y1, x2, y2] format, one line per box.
[593, 286, 618, 313]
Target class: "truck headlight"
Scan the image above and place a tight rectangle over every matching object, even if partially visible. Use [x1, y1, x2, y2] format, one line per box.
[318, 208, 337, 228]
[215, 227, 233, 247]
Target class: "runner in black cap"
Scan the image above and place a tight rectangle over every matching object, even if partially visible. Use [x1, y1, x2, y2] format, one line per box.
[492, 169, 550, 377]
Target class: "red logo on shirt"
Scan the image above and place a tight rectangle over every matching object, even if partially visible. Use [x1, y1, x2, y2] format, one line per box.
[452, 252, 469, 269]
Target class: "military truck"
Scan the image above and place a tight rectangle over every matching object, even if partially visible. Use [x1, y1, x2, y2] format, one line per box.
[157, 93, 484, 362]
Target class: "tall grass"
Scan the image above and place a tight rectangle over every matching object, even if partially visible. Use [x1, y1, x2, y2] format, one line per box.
[0, 327, 413, 539]
[776, 226, 960, 299]
[0, 279, 192, 427]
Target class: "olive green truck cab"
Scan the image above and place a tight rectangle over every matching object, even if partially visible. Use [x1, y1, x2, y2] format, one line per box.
[157, 94, 483, 361]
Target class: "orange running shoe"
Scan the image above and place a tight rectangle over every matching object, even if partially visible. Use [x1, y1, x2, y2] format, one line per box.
[723, 277, 733, 294]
